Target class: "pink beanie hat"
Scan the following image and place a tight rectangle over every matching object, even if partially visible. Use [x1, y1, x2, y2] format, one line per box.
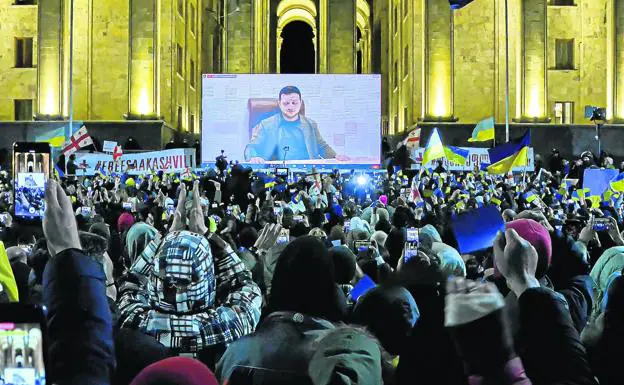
[379, 195, 388, 206]
[117, 212, 135, 233]
[130, 357, 218, 385]
[505, 218, 552, 278]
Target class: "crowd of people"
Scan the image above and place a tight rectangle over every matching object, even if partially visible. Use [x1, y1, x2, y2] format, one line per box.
[0, 146, 623, 385]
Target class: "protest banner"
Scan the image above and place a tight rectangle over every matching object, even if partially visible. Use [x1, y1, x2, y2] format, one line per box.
[73, 148, 196, 176]
[410, 146, 535, 172]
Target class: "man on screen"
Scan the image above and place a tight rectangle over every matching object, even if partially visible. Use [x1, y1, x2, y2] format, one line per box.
[245, 86, 348, 163]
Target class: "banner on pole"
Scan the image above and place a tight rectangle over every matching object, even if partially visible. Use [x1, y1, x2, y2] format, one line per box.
[73, 149, 196, 176]
[410, 146, 534, 172]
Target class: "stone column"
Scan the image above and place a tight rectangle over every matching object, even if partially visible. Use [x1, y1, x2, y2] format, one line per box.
[128, 0, 157, 117]
[225, 0, 253, 73]
[521, 0, 548, 120]
[326, 0, 356, 73]
[253, 0, 270, 73]
[424, 0, 454, 120]
[37, 0, 64, 118]
[614, 0, 624, 120]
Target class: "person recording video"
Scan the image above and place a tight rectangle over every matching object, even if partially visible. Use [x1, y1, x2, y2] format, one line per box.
[244, 86, 348, 163]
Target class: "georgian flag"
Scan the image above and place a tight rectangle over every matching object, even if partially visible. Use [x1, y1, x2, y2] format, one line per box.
[403, 128, 421, 149]
[181, 168, 193, 180]
[62, 126, 93, 156]
[113, 145, 123, 162]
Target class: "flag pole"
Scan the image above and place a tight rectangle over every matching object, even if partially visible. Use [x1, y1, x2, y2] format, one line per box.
[67, 0, 75, 141]
[504, 0, 510, 143]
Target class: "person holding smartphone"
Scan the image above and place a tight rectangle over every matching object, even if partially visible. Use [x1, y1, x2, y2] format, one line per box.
[42, 179, 115, 384]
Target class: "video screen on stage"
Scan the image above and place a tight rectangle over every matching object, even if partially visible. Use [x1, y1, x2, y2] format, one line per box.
[201, 74, 381, 165]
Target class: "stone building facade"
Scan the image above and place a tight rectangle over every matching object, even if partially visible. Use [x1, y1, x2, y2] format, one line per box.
[380, 0, 624, 134]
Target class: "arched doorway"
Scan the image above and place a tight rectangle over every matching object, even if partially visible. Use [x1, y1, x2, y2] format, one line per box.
[280, 21, 315, 73]
[276, 0, 318, 73]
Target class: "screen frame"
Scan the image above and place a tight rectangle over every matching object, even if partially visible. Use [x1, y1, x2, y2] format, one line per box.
[201, 74, 382, 166]
[12, 142, 52, 224]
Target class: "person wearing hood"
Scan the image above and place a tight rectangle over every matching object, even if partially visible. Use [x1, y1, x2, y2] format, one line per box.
[308, 327, 384, 385]
[581, 273, 624, 385]
[117, 182, 262, 365]
[216, 236, 348, 383]
[116, 230, 261, 363]
[586, 245, 624, 320]
[124, 223, 161, 270]
[419, 224, 466, 278]
[351, 285, 419, 357]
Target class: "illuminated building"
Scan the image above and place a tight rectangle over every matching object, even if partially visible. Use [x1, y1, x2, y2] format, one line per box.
[382, 0, 624, 134]
[0, 0, 208, 134]
[0, 0, 622, 141]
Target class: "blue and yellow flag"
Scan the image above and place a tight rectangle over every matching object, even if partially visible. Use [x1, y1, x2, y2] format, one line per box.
[264, 177, 276, 189]
[572, 188, 590, 202]
[468, 117, 495, 142]
[53, 164, 64, 179]
[443, 146, 469, 165]
[484, 131, 531, 175]
[524, 191, 537, 203]
[35, 127, 65, 148]
[610, 173, 624, 192]
[422, 128, 446, 167]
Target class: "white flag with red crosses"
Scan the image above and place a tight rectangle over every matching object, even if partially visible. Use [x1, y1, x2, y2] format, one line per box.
[62, 126, 93, 156]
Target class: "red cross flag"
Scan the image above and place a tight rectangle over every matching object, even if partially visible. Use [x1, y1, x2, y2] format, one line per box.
[113, 145, 123, 162]
[403, 128, 421, 149]
[62, 126, 93, 156]
[181, 167, 192, 180]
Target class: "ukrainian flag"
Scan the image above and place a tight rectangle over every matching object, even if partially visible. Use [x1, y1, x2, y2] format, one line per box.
[468, 117, 495, 142]
[524, 191, 537, 203]
[588, 196, 601, 209]
[443, 146, 469, 165]
[572, 188, 590, 202]
[484, 131, 531, 175]
[610, 173, 624, 192]
[264, 177, 276, 189]
[421, 128, 446, 167]
[53, 164, 64, 179]
[35, 127, 66, 148]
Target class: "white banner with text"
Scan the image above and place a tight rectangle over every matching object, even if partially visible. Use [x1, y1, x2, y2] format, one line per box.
[73, 149, 196, 176]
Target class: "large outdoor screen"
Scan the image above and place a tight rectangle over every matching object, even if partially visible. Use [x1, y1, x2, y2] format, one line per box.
[201, 74, 381, 165]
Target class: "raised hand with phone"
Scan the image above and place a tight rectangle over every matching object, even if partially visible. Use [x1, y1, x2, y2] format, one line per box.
[170, 181, 209, 235]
